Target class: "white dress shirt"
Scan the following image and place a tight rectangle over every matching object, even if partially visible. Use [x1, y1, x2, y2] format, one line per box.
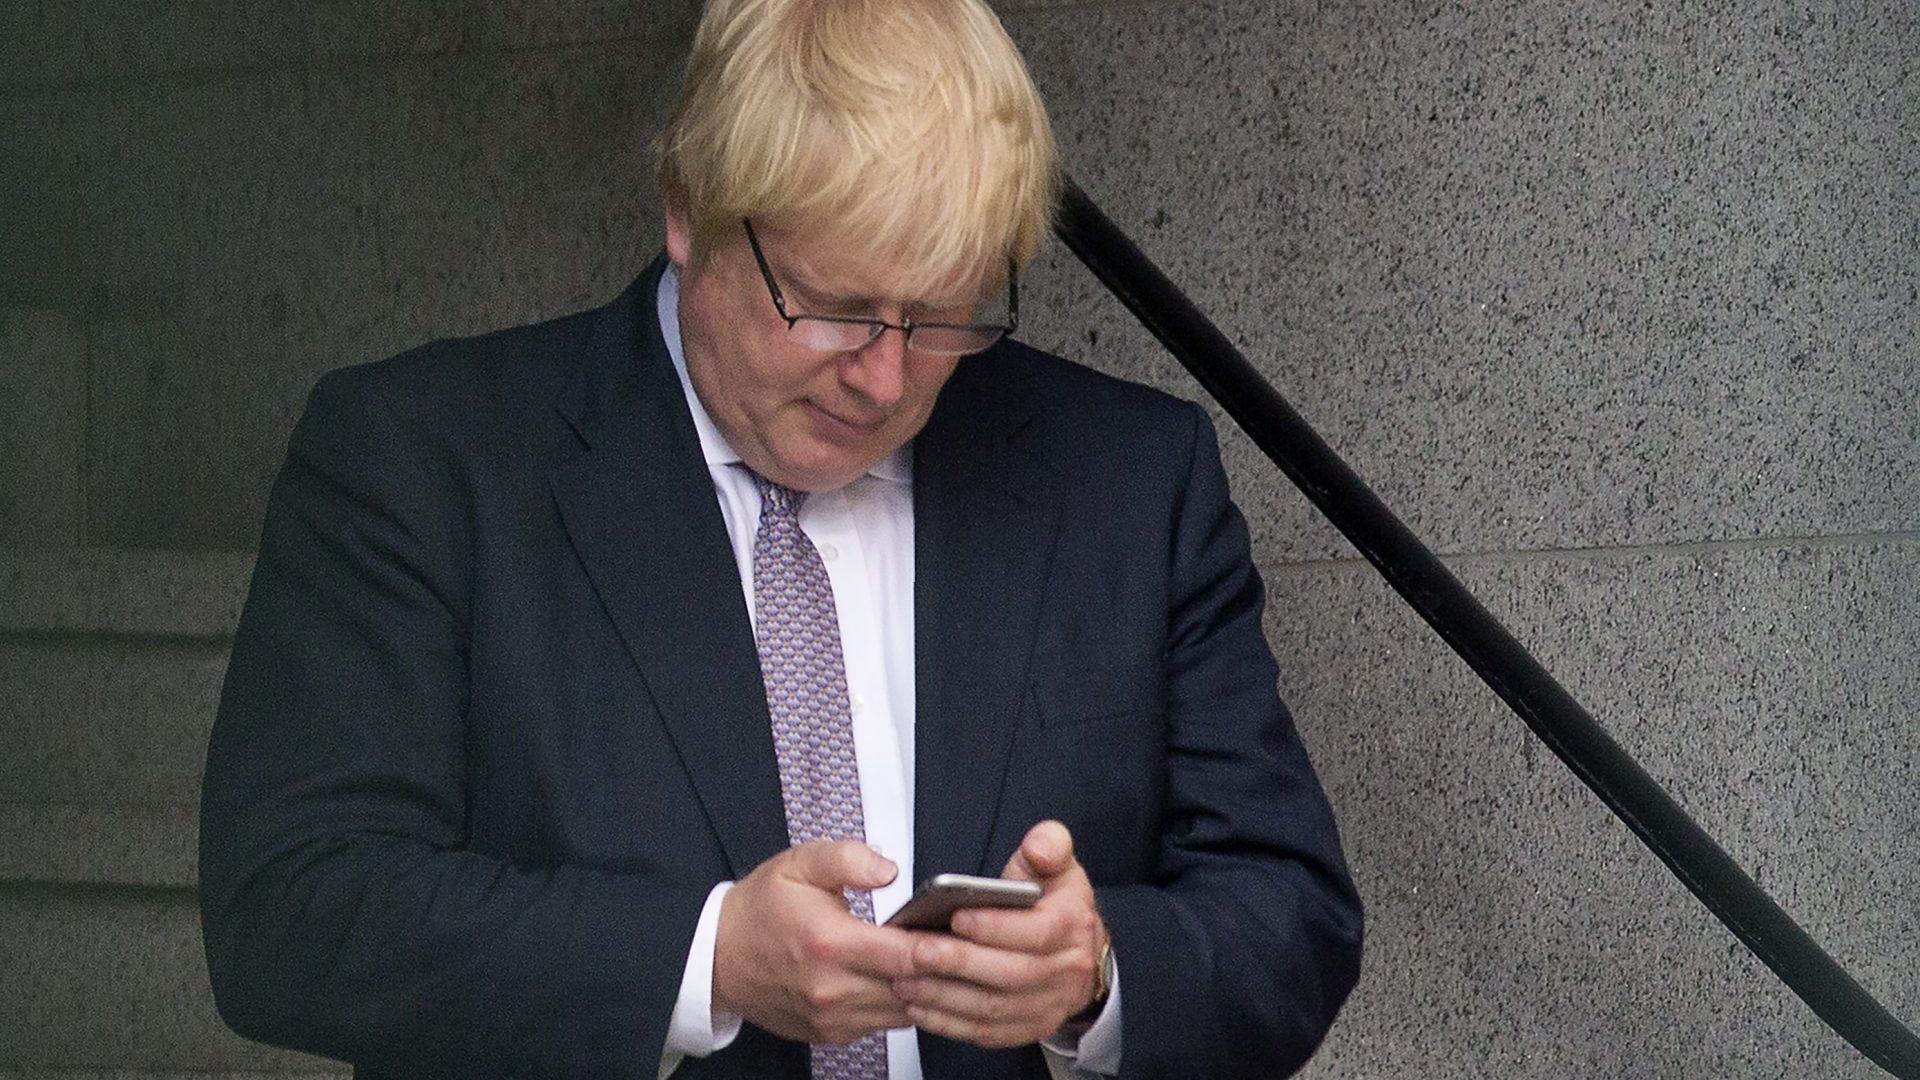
[653, 264, 1119, 1080]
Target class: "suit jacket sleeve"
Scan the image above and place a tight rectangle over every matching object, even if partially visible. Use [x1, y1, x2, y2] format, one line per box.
[1097, 403, 1363, 1079]
[199, 366, 709, 1076]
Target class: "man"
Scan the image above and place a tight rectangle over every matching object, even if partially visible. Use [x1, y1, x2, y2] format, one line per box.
[199, 1, 1362, 1077]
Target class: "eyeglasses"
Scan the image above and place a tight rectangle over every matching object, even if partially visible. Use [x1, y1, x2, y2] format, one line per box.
[743, 218, 1017, 357]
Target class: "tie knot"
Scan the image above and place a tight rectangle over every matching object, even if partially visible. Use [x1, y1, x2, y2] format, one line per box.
[750, 471, 806, 517]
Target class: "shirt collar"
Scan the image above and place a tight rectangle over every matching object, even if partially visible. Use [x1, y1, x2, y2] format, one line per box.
[658, 261, 911, 486]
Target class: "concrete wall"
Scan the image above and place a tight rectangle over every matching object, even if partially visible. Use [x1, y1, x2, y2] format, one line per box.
[1, 3, 700, 1074]
[1, 1, 1913, 1077]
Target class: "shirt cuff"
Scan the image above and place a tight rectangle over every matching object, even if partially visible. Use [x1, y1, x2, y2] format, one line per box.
[661, 881, 744, 1071]
[1040, 952, 1122, 1076]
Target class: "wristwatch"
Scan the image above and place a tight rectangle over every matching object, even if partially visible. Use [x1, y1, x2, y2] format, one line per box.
[1068, 939, 1115, 1025]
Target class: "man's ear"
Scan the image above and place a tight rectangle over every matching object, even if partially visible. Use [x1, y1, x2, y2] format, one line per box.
[662, 180, 694, 268]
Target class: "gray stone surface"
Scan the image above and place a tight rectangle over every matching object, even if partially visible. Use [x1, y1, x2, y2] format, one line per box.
[0, 636, 225, 807]
[0, 548, 252, 636]
[0, 1073, 344, 1079]
[0, 551, 235, 891]
[0, 309, 85, 546]
[1269, 539, 1918, 1078]
[0, 887, 340, 1071]
[0, 1, 699, 90]
[1004, 0, 1920, 561]
[0, 1073, 343, 1079]
[0, 805, 197, 888]
[301, 0, 701, 67]
[0, 4, 304, 90]
[1, 31, 686, 547]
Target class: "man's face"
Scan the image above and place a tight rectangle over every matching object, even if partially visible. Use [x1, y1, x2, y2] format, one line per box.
[666, 206, 969, 492]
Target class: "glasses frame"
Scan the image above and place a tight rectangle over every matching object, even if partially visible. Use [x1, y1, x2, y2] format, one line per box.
[743, 218, 1017, 356]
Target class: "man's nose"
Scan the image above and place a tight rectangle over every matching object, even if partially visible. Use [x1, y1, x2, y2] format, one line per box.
[840, 326, 908, 407]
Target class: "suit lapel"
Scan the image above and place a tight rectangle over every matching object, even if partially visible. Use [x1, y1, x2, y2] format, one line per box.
[544, 271, 1065, 889]
[912, 358, 1063, 880]
[549, 261, 790, 879]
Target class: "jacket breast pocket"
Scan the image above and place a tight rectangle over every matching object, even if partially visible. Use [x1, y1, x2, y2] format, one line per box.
[1012, 659, 1168, 882]
[1029, 660, 1165, 730]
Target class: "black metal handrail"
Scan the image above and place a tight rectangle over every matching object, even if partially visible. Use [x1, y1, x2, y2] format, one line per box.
[1053, 176, 1919, 1080]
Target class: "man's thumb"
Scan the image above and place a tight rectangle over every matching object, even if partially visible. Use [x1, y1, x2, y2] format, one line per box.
[1004, 820, 1074, 881]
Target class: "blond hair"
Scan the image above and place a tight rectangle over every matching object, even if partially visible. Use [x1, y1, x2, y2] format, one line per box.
[656, 0, 1060, 300]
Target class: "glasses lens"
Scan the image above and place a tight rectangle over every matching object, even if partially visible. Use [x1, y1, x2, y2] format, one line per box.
[908, 325, 1006, 356]
[790, 318, 882, 352]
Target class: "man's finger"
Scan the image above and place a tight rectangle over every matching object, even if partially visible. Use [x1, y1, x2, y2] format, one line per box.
[904, 998, 1051, 1050]
[949, 902, 1076, 952]
[828, 997, 916, 1042]
[789, 839, 898, 892]
[897, 973, 1036, 1024]
[831, 921, 922, 981]
[908, 933, 1051, 990]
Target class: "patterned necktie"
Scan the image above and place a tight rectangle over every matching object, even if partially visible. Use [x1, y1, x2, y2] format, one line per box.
[748, 472, 888, 1080]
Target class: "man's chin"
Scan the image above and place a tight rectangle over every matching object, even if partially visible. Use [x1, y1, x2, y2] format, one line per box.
[759, 449, 882, 494]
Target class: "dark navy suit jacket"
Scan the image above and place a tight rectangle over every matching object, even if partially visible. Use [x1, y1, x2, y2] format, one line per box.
[199, 257, 1362, 1078]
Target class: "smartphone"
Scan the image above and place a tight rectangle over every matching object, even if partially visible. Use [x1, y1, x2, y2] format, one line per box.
[883, 873, 1043, 931]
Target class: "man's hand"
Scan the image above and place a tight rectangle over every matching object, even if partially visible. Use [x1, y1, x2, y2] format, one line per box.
[893, 820, 1110, 1048]
[713, 840, 918, 1044]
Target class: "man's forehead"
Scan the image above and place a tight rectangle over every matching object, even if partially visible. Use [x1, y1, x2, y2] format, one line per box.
[762, 224, 996, 309]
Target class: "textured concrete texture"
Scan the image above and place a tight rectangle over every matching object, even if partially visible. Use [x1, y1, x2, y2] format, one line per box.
[0, 1073, 344, 1080]
[1270, 540, 1918, 1078]
[0, 805, 197, 888]
[0, 0, 699, 89]
[0, 1073, 343, 1079]
[0, 548, 252, 637]
[1, 20, 691, 547]
[0, 636, 227, 807]
[1004, 0, 1920, 561]
[0, 550, 244, 890]
[0, 887, 342, 1073]
[0, 309, 85, 546]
